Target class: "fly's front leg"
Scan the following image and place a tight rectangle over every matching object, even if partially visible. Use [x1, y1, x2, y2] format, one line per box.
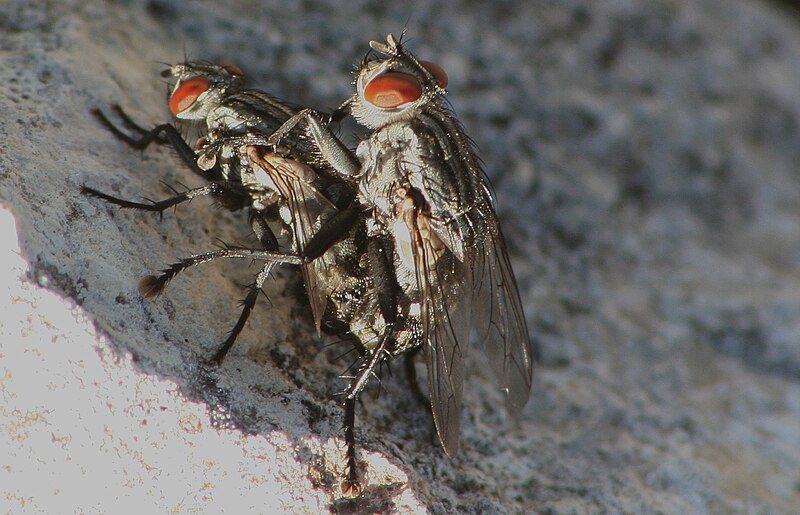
[81, 181, 249, 217]
[109, 104, 166, 140]
[261, 109, 361, 180]
[328, 97, 353, 126]
[92, 107, 166, 150]
[92, 106, 217, 179]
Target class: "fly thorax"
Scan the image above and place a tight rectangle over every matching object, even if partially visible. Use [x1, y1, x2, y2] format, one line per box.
[356, 125, 416, 217]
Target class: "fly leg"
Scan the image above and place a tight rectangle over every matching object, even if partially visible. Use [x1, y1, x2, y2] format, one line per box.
[237, 109, 361, 180]
[341, 397, 360, 498]
[341, 326, 394, 498]
[138, 248, 301, 298]
[340, 236, 401, 498]
[249, 208, 281, 251]
[92, 106, 218, 179]
[209, 261, 272, 365]
[81, 181, 250, 217]
[209, 211, 281, 365]
[108, 104, 163, 138]
[301, 203, 361, 261]
[366, 236, 399, 326]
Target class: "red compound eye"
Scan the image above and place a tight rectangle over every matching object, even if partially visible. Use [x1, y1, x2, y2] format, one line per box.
[364, 72, 422, 108]
[420, 60, 448, 88]
[169, 77, 211, 115]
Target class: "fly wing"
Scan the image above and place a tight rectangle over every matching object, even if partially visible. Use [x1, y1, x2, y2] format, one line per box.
[470, 214, 533, 411]
[410, 133, 531, 411]
[416, 109, 533, 410]
[407, 207, 471, 457]
[247, 148, 336, 331]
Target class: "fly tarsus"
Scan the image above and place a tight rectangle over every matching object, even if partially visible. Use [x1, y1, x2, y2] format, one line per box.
[138, 273, 170, 298]
[339, 326, 395, 497]
[92, 107, 168, 150]
[341, 397, 361, 498]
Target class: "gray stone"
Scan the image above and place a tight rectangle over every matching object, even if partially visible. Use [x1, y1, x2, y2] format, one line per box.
[1, 0, 799, 512]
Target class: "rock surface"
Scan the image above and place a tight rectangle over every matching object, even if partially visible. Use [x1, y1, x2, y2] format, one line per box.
[2, 0, 800, 512]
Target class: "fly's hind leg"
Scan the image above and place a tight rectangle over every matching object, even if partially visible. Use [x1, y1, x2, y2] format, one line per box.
[209, 211, 281, 365]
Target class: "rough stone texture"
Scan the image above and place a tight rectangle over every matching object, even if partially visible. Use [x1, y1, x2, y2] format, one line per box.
[2, 0, 800, 512]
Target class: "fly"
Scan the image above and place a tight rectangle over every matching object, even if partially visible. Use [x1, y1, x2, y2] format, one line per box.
[83, 61, 416, 497]
[82, 61, 353, 363]
[245, 33, 534, 480]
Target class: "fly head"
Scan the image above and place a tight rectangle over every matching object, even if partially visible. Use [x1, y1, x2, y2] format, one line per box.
[161, 61, 245, 120]
[349, 33, 449, 130]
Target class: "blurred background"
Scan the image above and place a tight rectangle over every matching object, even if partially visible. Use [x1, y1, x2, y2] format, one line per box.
[1, 0, 799, 512]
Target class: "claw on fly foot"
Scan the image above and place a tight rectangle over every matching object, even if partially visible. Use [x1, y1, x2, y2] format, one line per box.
[341, 478, 362, 499]
[138, 275, 165, 298]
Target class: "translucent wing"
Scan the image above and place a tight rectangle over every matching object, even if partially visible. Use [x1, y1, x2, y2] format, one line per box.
[471, 213, 533, 410]
[417, 107, 533, 410]
[247, 148, 336, 331]
[396, 116, 532, 452]
[405, 205, 471, 456]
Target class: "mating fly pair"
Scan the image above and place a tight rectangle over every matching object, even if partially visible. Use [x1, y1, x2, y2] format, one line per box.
[84, 59, 422, 495]
[84, 34, 533, 498]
